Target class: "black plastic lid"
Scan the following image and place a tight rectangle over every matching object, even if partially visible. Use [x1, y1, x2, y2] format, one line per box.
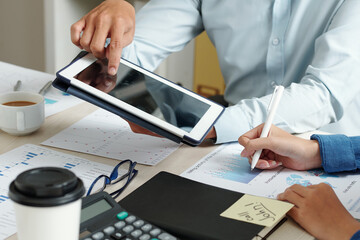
[8, 167, 85, 207]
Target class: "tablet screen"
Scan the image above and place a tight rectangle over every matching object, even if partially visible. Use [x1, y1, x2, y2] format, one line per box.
[74, 59, 210, 133]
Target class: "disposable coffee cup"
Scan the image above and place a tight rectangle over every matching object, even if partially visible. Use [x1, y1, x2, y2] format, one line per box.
[8, 167, 85, 240]
[0, 91, 45, 135]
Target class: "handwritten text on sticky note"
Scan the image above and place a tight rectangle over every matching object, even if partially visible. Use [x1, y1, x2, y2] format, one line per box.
[220, 194, 293, 227]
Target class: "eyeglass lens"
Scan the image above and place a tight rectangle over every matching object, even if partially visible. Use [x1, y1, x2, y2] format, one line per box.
[87, 160, 137, 197]
[86, 175, 110, 196]
[110, 159, 134, 184]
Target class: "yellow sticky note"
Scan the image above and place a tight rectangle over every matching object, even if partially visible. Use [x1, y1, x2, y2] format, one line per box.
[220, 194, 293, 227]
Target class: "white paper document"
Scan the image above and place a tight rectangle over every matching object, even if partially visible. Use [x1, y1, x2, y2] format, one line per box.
[0, 144, 115, 239]
[42, 108, 181, 165]
[181, 143, 360, 219]
[0, 61, 83, 117]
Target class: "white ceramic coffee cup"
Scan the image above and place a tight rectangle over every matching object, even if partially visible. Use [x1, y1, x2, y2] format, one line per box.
[9, 167, 85, 240]
[0, 91, 45, 135]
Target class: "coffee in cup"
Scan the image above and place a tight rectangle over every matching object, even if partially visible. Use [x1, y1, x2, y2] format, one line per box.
[0, 91, 45, 135]
[2, 101, 36, 107]
[8, 167, 85, 240]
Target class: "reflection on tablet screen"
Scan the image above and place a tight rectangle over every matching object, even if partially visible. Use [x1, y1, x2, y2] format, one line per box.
[75, 59, 210, 133]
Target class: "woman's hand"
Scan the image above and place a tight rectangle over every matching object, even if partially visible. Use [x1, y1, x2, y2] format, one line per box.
[238, 124, 321, 170]
[278, 184, 360, 240]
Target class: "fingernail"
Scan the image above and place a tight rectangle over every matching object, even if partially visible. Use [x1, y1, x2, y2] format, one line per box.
[104, 80, 112, 87]
[240, 150, 246, 157]
[108, 67, 116, 75]
[270, 161, 278, 166]
[259, 162, 270, 168]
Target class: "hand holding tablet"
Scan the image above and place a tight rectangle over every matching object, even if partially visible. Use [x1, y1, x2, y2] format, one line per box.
[54, 52, 224, 146]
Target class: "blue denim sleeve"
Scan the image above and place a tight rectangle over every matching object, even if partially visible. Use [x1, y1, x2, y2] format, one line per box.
[310, 134, 360, 173]
[351, 230, 360, 240]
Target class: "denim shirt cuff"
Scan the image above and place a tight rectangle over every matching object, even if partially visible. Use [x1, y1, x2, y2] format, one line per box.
[310, 134, 357, 173]
[351, 230, 360, 240]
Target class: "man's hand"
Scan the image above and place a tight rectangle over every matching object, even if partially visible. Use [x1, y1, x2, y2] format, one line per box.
[127, 121, 162, 138]
[127, 123, 217, 141]
[238, 124, 321, 170]
[278, 184, 360, 240]
[71, 0, 135, 75]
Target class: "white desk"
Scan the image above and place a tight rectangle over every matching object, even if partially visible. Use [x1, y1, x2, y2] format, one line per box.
[1, 102, 314, 240]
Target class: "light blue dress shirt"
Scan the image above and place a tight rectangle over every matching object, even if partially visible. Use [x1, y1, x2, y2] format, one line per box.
[122, 0, 360, 143]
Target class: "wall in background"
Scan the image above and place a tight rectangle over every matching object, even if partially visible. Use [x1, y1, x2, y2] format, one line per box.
[0, 0, 45, 71]
[43, 0, 103, 74]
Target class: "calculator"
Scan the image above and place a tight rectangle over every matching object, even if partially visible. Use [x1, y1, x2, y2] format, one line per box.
[79, 191, 178, 240]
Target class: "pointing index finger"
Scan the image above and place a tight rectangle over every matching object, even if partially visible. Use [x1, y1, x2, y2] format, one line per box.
[106, 24, 125, 75]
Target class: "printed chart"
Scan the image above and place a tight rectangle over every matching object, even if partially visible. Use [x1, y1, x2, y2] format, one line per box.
[181, 143, 360, 219]
[204, 144, 261, 184]
[42, 89, 83, 117]
[0, 144, 114, 239]
[42, 108, 181, 165]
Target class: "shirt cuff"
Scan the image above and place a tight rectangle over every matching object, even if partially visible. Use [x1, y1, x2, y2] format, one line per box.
[310, 134, 357, 173]
[350, 230, 360, 240]
[121, 42, 141, 66]
[213, 107, 251, 144]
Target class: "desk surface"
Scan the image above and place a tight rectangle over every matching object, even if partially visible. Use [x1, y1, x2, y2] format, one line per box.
[1, 102, 314, 240]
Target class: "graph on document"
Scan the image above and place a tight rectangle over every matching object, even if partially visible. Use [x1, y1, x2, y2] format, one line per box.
[0, 144, 114, 239]
[285, 170, 338, 188]
[182, 143, 262, 188]
[0, 144, 113, 190]
[0, 147, 81, 179]
[204, 144, 261, 184]
[42, 108, 180, 165]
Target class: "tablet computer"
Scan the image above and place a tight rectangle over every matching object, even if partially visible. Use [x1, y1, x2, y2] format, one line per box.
[54, 52, 224, 146]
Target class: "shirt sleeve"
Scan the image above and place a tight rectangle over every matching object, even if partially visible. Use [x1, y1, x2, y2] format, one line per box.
[351, 230, 360, 240]
[310, 134, 360, 173]
[214, 0, 360, 143]
[122, 0, 203, 71]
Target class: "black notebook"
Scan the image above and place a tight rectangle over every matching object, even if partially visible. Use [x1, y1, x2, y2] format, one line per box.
[119, 171, 283, 240]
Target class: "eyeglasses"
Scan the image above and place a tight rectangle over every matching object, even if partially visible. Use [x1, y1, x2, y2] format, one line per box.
[86, 159, 138, 199]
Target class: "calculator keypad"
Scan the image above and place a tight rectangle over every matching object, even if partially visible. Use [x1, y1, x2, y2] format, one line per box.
[81, 211, 177, 240]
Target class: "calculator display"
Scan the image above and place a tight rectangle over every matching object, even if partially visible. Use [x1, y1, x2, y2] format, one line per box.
[81, 199, 112, 223]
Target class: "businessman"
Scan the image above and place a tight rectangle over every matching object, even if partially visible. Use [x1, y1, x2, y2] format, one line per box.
[71, 0, 360, 143]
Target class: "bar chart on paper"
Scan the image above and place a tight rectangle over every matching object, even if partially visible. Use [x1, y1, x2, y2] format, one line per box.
[42, 108, 181, 165]
[0, 144, 114, 239]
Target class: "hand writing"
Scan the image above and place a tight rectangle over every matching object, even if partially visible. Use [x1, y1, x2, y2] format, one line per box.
[238, 124, 321, 170]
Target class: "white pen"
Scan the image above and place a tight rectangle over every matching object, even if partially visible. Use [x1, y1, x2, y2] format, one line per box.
[251, 85, 284, 171]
